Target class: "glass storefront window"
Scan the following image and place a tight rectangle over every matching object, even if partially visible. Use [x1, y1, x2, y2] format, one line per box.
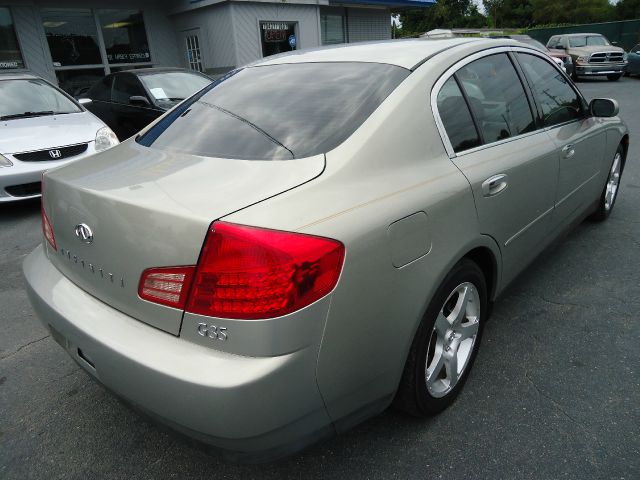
[321, 15, 346, 45]
[260, 22, 297, 57]
[0, 7, 25, 69]
[98, 10, 151, 64]
[42, 8, 102, 66]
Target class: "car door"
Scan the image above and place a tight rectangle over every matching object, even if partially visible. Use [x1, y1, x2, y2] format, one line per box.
[111, 73, 160, 140]
[434, 51, 559, 285]
[516, 52, 606, 231]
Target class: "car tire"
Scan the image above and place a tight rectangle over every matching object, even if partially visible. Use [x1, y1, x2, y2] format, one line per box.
[607, 74, 622, 81]
[591, 145, 624, 222]
[394, 258, 487, 417]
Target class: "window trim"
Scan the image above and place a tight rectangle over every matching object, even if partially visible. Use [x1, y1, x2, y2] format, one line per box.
[431, 46, 588, 159]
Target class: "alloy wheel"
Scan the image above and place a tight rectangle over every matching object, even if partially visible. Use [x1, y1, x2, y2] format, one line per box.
[425, 282, 480, 398]
[604, 152, 622, 212]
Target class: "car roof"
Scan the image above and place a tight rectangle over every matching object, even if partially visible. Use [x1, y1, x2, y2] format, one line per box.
[0, 72, 41, 81]
[252, 38, 519, 70]
[561, 33, 602, 37]
[118, 67, 194, 76]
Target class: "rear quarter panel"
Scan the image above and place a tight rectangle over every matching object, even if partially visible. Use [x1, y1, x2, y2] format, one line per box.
[225, 49, 502, 425]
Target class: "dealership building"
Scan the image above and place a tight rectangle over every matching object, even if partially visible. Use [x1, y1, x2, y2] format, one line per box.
[1, 0, 432, 94]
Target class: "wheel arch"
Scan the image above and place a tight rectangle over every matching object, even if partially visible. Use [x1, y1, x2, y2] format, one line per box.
[463, 245, 499, 302]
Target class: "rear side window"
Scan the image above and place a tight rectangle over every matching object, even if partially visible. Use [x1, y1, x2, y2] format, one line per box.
[456, 53, 535, 144]
[517, 53, 583, 127]
[137, 62, 409, 160]
[436, 77, 480, 153]
[87, 76, 112, 102]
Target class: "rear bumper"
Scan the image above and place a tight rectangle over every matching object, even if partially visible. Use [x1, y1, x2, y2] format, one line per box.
[0, 145, 97, 202]
[23, 245, 334, 461]
[575, 63, 626, 76]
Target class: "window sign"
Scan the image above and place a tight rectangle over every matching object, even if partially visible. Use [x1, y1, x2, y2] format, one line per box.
[42, 9, 102, 66]
[260, 22, 297, 57]
[321, 15, 346, 45]
[98, 10, 151, 64]
[0, 7, 24, 69]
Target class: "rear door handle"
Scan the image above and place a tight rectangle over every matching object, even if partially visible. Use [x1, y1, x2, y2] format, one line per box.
[562, 144, 575, 158]
[482, 174, 508, 197]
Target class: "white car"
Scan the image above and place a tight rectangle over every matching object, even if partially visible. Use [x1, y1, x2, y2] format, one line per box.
[0, 73, 118, 203]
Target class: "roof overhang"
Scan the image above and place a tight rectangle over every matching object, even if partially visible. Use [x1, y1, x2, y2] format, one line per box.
[328, 0, 435, 8]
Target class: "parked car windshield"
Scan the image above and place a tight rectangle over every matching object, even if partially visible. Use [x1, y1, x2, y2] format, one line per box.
[569, 35, 610, 47]
[0, 79, 81, 119]
[138, 71, 212, 103]
[137, 62, 409, 160]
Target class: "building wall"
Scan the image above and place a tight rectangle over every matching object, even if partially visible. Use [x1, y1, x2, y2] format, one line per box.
[346, 7, 391, 43]
[230, 2, 321, 67]
[9, 5, 55, 81]
[170, 3, 237, 74]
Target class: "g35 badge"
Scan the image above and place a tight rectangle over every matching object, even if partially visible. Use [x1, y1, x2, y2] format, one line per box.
[197, 323, 228, 341]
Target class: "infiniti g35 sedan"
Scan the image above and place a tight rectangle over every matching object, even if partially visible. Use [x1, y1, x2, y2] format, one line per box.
[24, 38, 629, 461]
[0, 73, 118, 202]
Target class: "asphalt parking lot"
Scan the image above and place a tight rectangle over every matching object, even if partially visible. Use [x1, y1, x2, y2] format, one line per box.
[1, 76, 639, 480]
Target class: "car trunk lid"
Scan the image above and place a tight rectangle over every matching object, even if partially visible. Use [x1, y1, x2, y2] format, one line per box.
[42, 140, 325, 335]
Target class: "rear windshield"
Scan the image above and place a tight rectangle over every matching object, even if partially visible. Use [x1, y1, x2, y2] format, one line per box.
[137, 62, 409, 160]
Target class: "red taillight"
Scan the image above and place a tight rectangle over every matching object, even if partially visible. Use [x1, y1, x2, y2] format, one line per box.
[185, 222, 345, 319]
[138, 266, 195, 309]
[41, 178, 56, 251]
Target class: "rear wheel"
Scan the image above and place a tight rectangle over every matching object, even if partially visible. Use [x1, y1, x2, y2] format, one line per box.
[607, 74, 622, 81]
[395, 259, 487, 416]
[591, 145, 624, 222]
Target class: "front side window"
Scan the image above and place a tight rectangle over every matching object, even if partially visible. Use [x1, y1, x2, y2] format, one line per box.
[138, 62, 409, 160]
[569, 35, 609, 48]
[436, 77, 481, 153]
[456, 53, 535, 144]
[517, 53, 583, 127]
[0, 8, 24, 69]
[98, 10, 150, 65]
[0, 79, 81, 119]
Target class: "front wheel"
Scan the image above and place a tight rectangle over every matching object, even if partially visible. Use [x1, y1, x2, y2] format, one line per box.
[591, 145, 624, 222]
[607, 74, 622, 81]
[395, 259, 487, 416]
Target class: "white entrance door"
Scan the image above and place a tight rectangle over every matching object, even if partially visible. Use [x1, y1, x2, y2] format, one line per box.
[182, 29, 204, 72]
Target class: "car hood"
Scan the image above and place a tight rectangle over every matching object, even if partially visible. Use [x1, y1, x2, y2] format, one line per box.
[0, 111, 105, 155]
[569, 45, 625, 55]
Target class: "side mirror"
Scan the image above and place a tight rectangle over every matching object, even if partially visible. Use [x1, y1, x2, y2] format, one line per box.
[78, 98, 92, 105]
[556, 45, 565, 50]
[129, 95, 150, 107]
[590, 98, 619, 118]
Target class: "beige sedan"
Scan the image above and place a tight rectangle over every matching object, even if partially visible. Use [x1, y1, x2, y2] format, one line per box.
[24, 38, 628, 461]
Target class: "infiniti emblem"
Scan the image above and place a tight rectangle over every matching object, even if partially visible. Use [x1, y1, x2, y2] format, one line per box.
[49, 149, 62, 159]
[74, 223, 94, 244]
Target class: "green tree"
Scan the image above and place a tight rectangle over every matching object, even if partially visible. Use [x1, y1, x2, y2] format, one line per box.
[483, 0, 534, 28]
[530, 0, 614, 25]
[398, 0, 488, 36]
[615, 0, 640, 20]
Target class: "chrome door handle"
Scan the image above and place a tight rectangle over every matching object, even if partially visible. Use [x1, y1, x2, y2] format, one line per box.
[562, 144, 575, 158]
[482, 174, 508, 197]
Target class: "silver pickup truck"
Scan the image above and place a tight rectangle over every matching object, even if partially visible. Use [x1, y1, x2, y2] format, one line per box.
[547, 33, 627, 81]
